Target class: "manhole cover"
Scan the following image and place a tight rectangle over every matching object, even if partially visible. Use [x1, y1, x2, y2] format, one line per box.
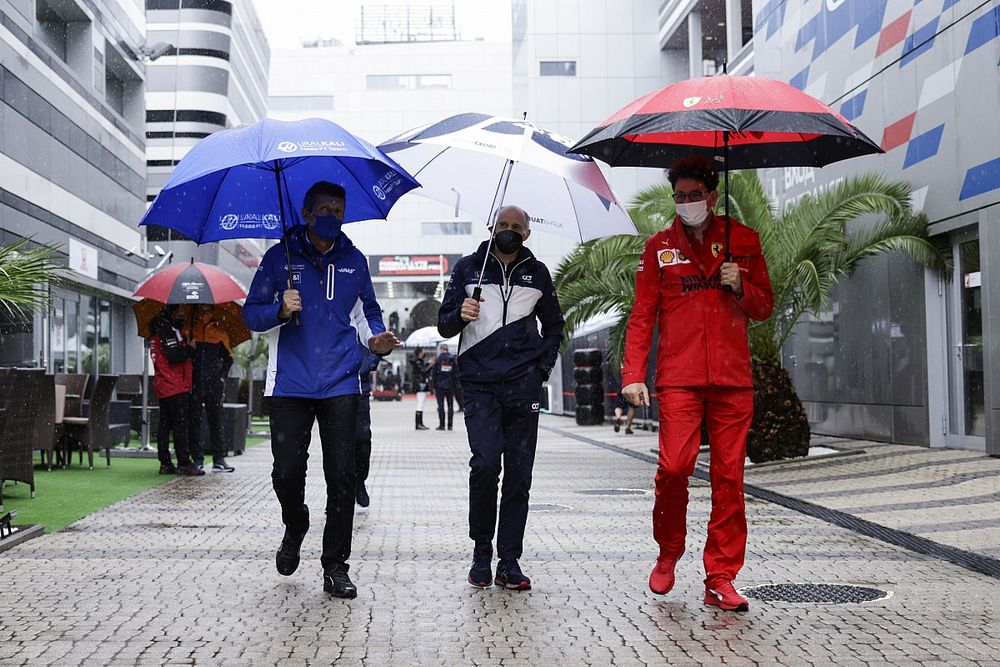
[530, 503, 573, 512]
[742, 583, 891, 604]
[577, 488, 651, 496]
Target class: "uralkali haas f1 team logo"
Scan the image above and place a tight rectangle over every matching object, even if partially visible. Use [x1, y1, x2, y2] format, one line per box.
[372, 170, 400, 200]
[219, 213, 281, 232]
[276, 140, 348, 153]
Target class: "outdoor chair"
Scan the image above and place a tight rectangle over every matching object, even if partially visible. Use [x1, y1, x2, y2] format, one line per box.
[62, 374, 118, 469]
[32, 373, 65, 471]
[0, 368, 45, 510]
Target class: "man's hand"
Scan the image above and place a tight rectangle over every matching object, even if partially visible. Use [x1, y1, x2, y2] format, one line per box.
[278, 288, 302, 320]
[720, 262, 744, 295]
[622, 382, 650, 407]
[369, 331, 402, 355]
[460, 296, 482, 322]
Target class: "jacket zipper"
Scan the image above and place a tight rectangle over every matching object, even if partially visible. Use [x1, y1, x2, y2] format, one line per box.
[492, 254, 530, 326]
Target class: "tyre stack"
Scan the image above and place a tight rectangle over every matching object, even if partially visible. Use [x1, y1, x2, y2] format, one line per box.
[573, 348, 605, 426]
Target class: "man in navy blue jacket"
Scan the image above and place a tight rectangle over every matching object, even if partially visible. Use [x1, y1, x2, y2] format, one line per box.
[243, 181, 399, 599]
[438, 205, 564, 591]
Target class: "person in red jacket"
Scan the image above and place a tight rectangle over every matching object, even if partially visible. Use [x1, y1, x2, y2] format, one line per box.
[149, 304, 203, 477]
[622, 155, 773, 612]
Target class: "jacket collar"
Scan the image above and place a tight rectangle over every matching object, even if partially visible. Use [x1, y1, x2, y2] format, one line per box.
[288, 225, 355, 261]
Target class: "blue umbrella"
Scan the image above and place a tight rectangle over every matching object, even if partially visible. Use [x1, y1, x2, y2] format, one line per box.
[139, 117, 419, 243]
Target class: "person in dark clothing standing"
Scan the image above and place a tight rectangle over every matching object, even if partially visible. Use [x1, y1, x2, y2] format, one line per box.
[432, 344, 457, 430]
[243, 181, 400, 599]
[410, 347, 432, 430]
[354, 349, 381, 508]
[438, 205, 564, 591]
[149, 304, 204, 477]
[186, 306, 236, 473]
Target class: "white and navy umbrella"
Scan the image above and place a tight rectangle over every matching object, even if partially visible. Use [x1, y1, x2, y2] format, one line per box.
[379, 113, 637, 242]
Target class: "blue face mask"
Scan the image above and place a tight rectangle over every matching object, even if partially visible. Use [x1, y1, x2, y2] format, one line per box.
[311, 214, 343, 241]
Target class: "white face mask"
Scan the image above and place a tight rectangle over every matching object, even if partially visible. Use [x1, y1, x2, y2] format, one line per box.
[676, 201, 710, 226]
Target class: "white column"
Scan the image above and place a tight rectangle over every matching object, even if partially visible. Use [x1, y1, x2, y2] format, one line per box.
[726, 0, 743, 62]
[688, 10, 703, 79]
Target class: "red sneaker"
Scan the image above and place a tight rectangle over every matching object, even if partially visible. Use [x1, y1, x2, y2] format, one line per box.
[648, 553, 681, 595]
[704, 581, 749, 611]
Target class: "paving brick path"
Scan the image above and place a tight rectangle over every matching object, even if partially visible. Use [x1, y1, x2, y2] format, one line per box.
[1, 399, 998, 665]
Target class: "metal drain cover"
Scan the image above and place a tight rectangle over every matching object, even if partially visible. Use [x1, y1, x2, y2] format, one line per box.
[530, 503, 573, 512]
[577, 488, 651, 496]
[742, 583, 891, 604]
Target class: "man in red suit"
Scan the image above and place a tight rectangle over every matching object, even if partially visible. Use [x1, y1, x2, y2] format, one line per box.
[622, 155, 773, 612]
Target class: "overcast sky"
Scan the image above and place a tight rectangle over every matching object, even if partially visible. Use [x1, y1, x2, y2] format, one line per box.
[251, 0, 511, 50]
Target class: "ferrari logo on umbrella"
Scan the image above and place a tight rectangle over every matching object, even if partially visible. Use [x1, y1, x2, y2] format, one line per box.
[683, 96, 701, 108]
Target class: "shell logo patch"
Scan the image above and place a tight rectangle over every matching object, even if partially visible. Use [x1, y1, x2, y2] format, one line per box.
[711, 242, 723, 258]
[658, 249, 691, 267]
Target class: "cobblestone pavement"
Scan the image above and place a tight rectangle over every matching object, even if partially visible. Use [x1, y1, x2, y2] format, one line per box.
[2, 399, 999, 665]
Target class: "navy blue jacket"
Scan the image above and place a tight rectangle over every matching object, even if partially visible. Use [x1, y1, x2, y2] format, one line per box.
[438, 240, 564, 384]
[432, 352, 457, 390]
[243, 226, 385, 398]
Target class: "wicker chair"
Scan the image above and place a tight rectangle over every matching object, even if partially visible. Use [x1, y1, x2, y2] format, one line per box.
[62, 374, 118, 469]
[0, 368, 45, 510]
[32, 373, 65, 471]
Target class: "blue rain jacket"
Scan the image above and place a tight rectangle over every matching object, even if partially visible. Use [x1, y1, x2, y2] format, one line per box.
[243, 226, 385, 398]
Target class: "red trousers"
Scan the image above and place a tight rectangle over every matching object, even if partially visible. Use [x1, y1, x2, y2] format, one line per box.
[653, 386, 753, 585]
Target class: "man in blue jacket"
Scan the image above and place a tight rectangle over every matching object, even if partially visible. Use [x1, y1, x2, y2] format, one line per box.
[243, 181, 399, 599]
[438, 205, 564, 591]
[432, 344, 456, 430]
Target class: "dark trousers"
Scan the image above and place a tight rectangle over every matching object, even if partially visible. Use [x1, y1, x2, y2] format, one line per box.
[436, 387, 454, 428]
[158, 392, 192, 467]
[463, 373, 541, 561]
[355, 393, 371, 485]
[266, 395, 359, 571]
[189, 380, 226, 464]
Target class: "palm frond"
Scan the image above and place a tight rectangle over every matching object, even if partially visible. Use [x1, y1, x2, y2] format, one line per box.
[0, 238, 65, 320]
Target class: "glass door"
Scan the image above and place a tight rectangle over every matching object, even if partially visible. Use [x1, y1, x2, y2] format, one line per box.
[945, 231, 986, 450]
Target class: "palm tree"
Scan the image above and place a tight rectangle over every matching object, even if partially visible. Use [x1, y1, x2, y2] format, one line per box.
[0, 238, 65, 319]
[554, 172, 948, 462]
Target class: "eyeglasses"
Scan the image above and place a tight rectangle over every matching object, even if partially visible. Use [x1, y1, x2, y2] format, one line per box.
[672, 190, 708, 203]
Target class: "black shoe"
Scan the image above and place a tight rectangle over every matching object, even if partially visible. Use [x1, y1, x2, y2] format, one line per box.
[614, 418, 621, 433]
[495, 559, 531, 590]
[436, 425, 445, 431]
[625, 428, 634, 435]
[468, 543, 493, 588]
[447, 425, 453, 430]
[176, 464, 205, 477]
[276, 523, 308, 576]
[212, 459, 235, 472]
[356, 483, 370, 508]
[323, 564, 358, 598]
[159, 463, 177, 475]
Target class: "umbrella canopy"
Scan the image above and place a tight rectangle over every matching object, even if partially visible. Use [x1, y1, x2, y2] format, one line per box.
[570, 75, 883, 169]
[380, 112, 636, 242]
[132, 300, 251, 348]
[404, 325, 458, 349]
[139, 117, 420, 243]
[133, 260, 246, 305]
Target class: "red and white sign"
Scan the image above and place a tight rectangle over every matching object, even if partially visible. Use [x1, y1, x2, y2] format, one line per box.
[371, 254, 461, 277]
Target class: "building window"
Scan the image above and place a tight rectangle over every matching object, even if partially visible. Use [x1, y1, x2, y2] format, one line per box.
[268, 95, 335, 112]
[36, 0, 91, 78]
[539, 60, 576, 77]
[366, 74, 453, 90]
[422, 221, 471, 236]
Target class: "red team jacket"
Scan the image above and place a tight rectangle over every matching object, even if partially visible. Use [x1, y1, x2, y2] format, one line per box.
[621, 214, 774, 390]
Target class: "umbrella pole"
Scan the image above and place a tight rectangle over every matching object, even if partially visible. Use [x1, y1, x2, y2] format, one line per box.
[723, 130, 731, 263]
[473, 157, 515, 300]
[274, 162, 300, 326]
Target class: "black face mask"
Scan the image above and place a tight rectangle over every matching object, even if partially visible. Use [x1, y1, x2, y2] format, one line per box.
[494, 229, 524, 255]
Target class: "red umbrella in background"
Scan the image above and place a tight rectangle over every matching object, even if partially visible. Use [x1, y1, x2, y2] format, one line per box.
[570, 73, 884, 258]
[133, 259, 246, 304]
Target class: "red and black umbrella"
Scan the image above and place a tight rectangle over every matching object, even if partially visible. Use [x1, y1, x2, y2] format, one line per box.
[570, 75, 883, 169]
[133, 259, 246, 305]
[570, 74, 884, 258]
